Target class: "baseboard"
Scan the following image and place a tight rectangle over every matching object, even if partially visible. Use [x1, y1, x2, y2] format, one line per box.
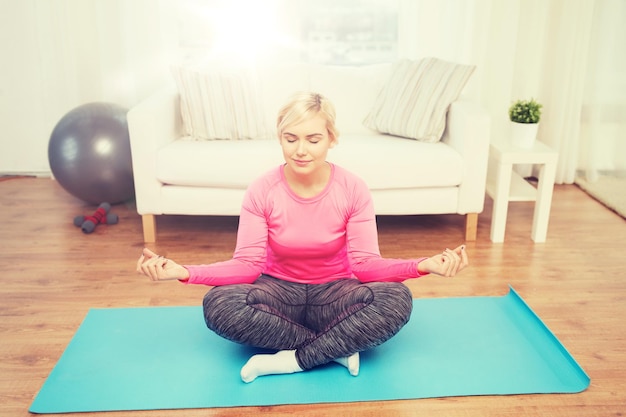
[0, 171, 52, 178]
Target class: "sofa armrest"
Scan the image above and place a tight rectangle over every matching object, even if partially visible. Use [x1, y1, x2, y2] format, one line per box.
[442, 100, 491, 214]
[127, 83, 181, 215]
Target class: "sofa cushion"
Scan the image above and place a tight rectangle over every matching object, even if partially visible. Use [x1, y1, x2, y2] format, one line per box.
[329, 136, 463, 189]
[156, 135, 463, 190]
[171, 63, 270, 140]
[364, 58, 475, 142]
[255, 63, 392, 136]
[309, 63, 392, 135]
[156, 138, 284, 188]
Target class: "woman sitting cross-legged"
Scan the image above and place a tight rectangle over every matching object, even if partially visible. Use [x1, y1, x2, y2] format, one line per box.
[136, 92, 469, 383]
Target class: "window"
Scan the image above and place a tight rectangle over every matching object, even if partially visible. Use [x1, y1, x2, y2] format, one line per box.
[177, 0, 398, 65]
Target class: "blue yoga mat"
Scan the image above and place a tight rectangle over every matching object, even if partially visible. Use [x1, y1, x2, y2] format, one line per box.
[30, 286, 589, 413]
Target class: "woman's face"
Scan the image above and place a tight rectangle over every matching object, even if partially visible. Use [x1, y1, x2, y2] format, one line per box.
[279, 113, 336, 178]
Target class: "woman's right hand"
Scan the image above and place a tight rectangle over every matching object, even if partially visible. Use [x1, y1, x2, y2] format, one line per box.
[136, 248, 190, 281]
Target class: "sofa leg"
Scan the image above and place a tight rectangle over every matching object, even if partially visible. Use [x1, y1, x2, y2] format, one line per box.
[465, 213, 478, 241]
[142, 214, 156, 243]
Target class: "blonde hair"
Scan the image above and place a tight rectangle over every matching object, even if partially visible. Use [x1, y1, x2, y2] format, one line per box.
[276, 92, 339, 141]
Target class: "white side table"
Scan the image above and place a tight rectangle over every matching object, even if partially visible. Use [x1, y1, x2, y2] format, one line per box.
[485, 138, 558, 243]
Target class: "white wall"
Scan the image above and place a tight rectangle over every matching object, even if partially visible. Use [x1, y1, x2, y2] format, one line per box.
[0, 0, 178, 175]
[1, 0, 623, 182]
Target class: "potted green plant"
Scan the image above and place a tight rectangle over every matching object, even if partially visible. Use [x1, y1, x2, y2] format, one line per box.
[508, 98, 542, 148]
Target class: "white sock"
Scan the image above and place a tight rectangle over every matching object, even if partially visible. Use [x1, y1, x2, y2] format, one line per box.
[240, 350, 303, 383]
[333, 352, 360, 376]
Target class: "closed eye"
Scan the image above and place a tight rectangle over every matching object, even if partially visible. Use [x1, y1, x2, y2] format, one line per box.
[282, 133, 324, 143]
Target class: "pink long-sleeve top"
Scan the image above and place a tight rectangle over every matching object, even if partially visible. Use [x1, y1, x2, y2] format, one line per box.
[184, 164, 427, 286]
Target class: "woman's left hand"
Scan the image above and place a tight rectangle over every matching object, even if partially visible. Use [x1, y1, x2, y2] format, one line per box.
[418, 244, 469, 277]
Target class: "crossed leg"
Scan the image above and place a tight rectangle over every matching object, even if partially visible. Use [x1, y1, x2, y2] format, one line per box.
[202, 275, 412, 382]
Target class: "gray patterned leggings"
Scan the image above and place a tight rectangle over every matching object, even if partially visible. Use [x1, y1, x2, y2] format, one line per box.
[202, 275, 413, 370]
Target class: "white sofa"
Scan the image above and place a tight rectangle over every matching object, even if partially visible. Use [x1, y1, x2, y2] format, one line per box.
[128, 61, 490, 242]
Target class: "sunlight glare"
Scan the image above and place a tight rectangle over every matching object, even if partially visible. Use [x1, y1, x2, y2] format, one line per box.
[204, 0, 297, 63]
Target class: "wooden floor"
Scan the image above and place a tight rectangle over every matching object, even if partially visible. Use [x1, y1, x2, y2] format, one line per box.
[1, 177, 624, 417]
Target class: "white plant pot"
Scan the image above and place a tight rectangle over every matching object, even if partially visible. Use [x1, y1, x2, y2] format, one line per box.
[510, 121, 539, 149]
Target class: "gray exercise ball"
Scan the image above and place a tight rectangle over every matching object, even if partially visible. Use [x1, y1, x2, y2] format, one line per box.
[48, 102, 135, 205]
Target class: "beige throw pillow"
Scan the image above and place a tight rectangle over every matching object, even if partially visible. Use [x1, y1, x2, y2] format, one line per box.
[171, 64, 270, 140]
[364, 58, 475, 142]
